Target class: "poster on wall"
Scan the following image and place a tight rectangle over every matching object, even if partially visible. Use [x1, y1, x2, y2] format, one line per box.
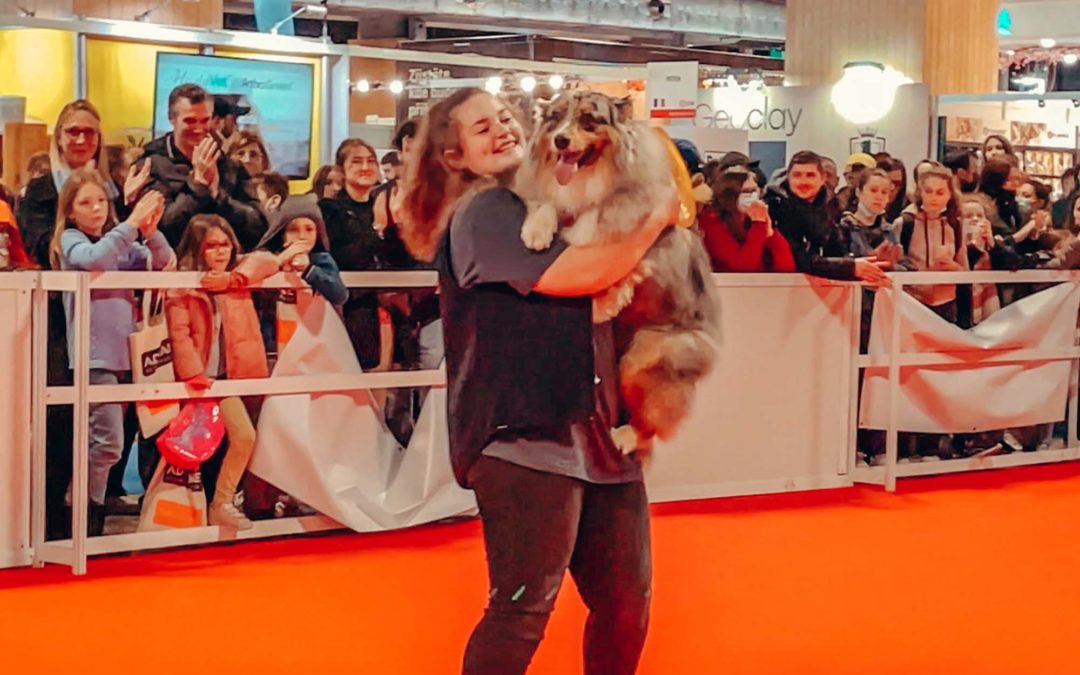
[694, 83, 931, 177]
[153, 53, 314, 178]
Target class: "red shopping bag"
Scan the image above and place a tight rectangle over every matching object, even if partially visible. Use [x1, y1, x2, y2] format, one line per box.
[156, 399, 226, 470]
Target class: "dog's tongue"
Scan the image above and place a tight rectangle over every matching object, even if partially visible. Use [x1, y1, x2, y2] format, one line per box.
[555, 157, 579, 186]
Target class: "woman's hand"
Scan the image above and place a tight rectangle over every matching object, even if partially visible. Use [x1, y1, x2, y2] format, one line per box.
[854, 256, 892, 288]
[747, 201, 772, 236]
[124, 159, 153, 206]
[200, 271, 231, 292]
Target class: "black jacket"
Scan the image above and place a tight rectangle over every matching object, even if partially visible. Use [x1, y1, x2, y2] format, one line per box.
[16, 174, 127, 269]
[141, 133, 266, 251]
[764, 181, 856, 280]
[319, 191, 383, 272]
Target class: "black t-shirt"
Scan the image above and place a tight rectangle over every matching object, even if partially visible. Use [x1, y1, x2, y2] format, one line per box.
[449, 187, 641, 484]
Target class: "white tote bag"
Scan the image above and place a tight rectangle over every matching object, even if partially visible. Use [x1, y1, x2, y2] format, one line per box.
[137, 459, 208, 531]
[129, 289, 180, 437]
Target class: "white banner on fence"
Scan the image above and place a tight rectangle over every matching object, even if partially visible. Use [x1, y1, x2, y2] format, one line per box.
[860, 284, 1080, 433]
[250, 297, 475, 531]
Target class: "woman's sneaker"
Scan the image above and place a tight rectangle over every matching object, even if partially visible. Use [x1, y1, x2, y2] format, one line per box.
[209, 501, 254, 531]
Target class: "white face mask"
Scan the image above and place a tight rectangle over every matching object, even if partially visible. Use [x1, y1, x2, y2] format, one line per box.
[737, 191, 760, 212]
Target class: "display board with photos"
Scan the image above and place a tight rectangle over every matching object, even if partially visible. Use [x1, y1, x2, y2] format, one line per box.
[944, 115, 1078, 196]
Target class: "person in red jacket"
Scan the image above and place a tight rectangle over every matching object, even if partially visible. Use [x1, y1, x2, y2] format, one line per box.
[699, 169, 796, 272]
[0, 199, 34, 271]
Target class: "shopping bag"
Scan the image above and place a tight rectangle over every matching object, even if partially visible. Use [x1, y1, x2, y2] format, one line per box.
[137, 459, 208, 531]
[129, 289, 179, 437]
[157, 399, 226, 470]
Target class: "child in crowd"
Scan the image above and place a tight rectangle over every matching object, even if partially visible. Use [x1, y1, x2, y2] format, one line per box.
[957, 193, 1002, 325]
[50, 168, 171, 535]
[0, 199, 35, 271]
[252, 172, 290, 215]
[833, 168, 908, 347]
[256, 195, 347, 353]
[894, 164, 968, 321]
[167, 214, 279, 530]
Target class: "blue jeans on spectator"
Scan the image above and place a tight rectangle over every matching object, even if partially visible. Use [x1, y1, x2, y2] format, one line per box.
[462, 456, 651, 675]
[88, 369, 128, 505]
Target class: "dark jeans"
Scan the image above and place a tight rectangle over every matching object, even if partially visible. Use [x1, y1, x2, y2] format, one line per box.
[463, 456, 652, 675]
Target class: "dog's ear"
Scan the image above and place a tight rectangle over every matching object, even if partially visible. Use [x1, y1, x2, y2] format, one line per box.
[613, 96, 634, 123]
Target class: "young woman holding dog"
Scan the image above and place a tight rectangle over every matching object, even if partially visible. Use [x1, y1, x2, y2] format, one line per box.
[403, 87, 675, 675]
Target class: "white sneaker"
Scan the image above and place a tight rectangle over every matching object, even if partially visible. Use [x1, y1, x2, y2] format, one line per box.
[209, 501, 254, 531]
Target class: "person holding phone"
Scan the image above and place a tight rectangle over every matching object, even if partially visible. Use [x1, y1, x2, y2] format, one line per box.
[698, 169, 795, 272]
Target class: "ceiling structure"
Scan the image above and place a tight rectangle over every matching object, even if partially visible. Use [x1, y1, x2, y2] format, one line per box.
[225, 0, 786, 49]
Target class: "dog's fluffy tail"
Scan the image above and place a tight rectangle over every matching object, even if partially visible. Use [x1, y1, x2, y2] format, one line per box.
[620, 327, 718, 382]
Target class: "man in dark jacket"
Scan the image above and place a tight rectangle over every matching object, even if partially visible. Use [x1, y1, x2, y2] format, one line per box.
[141, 83, 265, 250]
[764, 150, 890, 285]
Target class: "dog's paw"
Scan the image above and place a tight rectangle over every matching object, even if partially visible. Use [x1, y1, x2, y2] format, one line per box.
[592, 278, 637, 322]
[611, 425, 640, 455]
[521, 203, 559, 251]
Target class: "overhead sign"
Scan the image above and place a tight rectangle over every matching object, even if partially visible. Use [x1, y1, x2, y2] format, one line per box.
[647, 61, 699, 121]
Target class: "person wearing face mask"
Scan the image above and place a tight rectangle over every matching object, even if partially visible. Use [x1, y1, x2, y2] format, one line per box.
[1014, 179, 1053, 255]
[698, 169, 795, 272]
[764, 150, 891, 286]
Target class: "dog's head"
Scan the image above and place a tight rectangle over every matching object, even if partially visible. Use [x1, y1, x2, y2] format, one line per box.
[531, 91, 634, 187]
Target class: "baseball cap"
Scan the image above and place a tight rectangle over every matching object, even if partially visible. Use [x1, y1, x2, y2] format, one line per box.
[844, 152, 877, 172]
[717, 150, 761, 172]
[213, 95, 252, 119]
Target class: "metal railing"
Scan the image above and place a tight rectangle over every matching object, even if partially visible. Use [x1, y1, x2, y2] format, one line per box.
[30, 270, 444, 575]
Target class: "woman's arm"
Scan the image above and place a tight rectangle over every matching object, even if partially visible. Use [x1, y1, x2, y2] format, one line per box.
[765, 230, 797, 273]
[230, 250, 280, 287]
[533, 206, 675, 296]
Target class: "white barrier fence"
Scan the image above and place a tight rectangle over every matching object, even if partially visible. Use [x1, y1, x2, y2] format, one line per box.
[1, 270, 1079, 575]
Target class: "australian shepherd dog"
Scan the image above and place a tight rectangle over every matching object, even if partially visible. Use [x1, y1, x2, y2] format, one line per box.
[515, 90, 720, 455]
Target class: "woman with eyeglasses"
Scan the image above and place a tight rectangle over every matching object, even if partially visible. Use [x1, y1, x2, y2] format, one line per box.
[17, 101, 149, 268]
[16, 100, 154, 540]
[699, 169, 795, 272]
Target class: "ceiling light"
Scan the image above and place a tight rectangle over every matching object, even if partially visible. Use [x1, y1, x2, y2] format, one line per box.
[520, 75, 537, 93]
[389, 80, 404, 95]
[485, 76, 503, 95]
[1040, 38, 1057, 49]
[354, 79, 370, 93]
[1065, 53, 1079, 66]
[831, 61, 911, 125]
[548, 74, 565, 89]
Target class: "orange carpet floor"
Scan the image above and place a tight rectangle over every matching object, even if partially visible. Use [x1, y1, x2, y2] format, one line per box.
[3, 463, 1080, 674]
